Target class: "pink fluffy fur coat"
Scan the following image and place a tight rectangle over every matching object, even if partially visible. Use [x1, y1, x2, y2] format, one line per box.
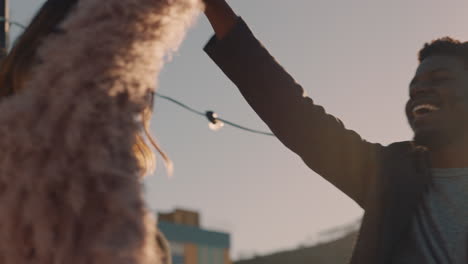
[0, 0, 200, 263]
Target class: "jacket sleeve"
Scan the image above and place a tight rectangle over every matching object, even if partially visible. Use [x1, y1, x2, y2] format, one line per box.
[204, 18, 382, 209]
[0, 0, 199, 262]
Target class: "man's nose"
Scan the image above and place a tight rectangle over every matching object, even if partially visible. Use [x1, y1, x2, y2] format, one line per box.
[410, 83, 432, 100]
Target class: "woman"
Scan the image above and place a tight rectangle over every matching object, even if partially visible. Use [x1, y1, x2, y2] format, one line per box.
[0, 0, 200, 263]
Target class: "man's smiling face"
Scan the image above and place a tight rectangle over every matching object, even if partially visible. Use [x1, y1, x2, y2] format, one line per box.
[406, 55, 468, 149]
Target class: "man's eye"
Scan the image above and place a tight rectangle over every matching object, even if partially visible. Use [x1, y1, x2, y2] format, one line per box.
[432, 77, 449, 83]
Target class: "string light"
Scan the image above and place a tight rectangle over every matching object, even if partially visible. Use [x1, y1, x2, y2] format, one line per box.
[2, 17, 275, 137]
[205, 111, 224, 131]
[155, 93, 275, 136]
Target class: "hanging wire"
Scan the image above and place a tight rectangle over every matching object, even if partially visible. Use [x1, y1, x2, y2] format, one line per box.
[0, 17, 27, 30]
[155, 93, 205, 116]
[218, 117, 274, 136]
[2, 16, 275, 137]
[154, 93, 275, 137]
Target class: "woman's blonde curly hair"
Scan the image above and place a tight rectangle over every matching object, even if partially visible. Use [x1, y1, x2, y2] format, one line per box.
[0, 0, 172, 177]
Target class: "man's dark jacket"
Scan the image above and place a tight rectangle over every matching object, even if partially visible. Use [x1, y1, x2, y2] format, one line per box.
[204, 18, 432, 264]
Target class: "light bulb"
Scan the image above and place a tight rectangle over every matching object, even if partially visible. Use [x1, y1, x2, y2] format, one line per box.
[205, 111, 224, 131]
[208, 120, 224, 131]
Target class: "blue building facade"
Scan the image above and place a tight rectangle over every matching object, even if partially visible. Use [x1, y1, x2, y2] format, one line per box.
[158, 209, 230, 264]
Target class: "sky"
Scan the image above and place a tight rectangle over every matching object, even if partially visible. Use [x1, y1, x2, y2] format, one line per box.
[9, 0, 468, 260]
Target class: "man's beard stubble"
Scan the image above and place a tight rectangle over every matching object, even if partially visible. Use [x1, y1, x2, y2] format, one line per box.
[413, 128, 451, 151]
[412, 125, 464, 151]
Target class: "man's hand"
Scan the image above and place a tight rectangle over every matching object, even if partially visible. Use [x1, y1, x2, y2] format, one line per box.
[202, 0, 237, 39]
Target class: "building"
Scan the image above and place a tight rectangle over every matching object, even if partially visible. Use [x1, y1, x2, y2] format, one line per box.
[158, 209, 231, 264]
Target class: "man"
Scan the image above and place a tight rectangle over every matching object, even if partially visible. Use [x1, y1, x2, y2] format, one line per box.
[200, 0, 467, 263]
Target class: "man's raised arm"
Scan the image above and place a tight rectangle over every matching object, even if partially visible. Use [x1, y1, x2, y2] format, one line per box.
[201, 0, 383, 209]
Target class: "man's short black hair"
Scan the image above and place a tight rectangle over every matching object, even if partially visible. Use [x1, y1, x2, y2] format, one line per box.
[418, 37, 468, 64]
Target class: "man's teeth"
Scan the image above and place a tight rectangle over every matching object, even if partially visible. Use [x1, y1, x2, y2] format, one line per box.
[412, 104, 440, 114]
